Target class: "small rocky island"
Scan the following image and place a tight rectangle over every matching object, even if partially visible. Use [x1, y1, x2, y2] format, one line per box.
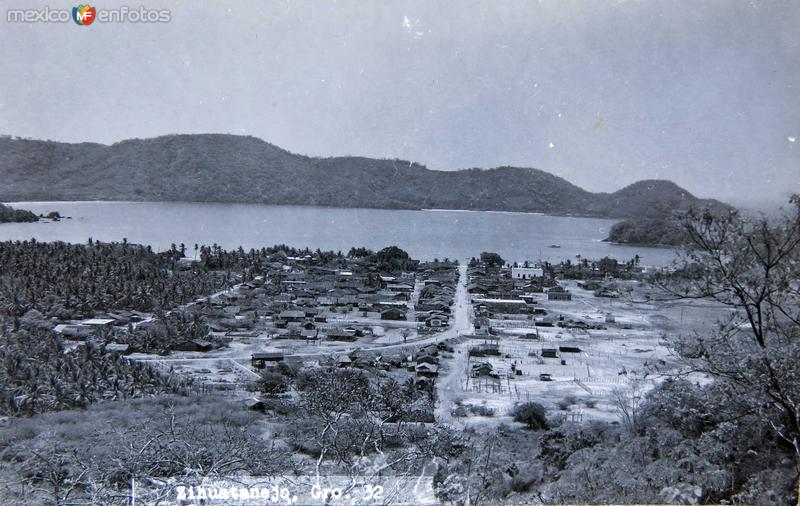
[0, 203, 39, 223]
[0, 203, 63, 223]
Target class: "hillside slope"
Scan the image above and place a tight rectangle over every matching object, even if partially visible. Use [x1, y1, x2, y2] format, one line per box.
[0, 134, 728, 218]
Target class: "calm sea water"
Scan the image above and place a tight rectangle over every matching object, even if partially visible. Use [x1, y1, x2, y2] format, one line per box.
[0, 202, 677, 265]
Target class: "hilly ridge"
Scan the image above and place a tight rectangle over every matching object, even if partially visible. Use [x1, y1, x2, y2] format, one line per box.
[0, 134, 729, 219]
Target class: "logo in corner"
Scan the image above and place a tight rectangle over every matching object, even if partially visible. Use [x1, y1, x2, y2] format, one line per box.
[72, 4, 96, 25]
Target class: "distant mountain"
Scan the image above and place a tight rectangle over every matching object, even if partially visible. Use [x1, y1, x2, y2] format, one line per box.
[0, 134, 730, 219]
[584, 180, 730, 218]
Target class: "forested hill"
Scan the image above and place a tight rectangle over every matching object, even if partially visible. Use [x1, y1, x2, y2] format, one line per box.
[0, 134, 728, 218]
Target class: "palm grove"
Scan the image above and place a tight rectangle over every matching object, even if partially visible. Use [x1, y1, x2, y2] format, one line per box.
[0, 198, 798, 504]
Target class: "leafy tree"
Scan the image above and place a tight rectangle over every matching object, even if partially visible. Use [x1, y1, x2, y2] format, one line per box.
[376, 245, 409, 261]
[512, 402, 548, 430]
[258, 371, 289, 397]
[596, 256, 619, 275]
[610, 380, 645, 434]
[347, 246, 373, 258]
[373, 246, 415, 272]
[480, 251, 504, 268]
[658, 199, 800, 465]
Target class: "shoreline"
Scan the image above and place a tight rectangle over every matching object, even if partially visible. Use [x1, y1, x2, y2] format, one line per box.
[603, 238, 682, 250]
[4, 200, 622, 222]
[0, 201, 676, 265]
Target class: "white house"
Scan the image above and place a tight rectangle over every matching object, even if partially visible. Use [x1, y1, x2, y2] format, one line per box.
[511, 266, 544, 280]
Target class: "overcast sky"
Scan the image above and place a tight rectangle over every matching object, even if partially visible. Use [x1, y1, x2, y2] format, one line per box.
[1, 0, 797, 206]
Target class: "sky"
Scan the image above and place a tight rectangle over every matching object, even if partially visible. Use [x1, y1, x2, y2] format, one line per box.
[0, 0, 798, 207]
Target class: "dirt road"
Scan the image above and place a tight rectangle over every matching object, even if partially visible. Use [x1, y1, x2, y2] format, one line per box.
[433, 264, 472, 426]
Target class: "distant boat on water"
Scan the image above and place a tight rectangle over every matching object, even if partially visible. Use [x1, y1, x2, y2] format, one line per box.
[547, 244, 561, 248]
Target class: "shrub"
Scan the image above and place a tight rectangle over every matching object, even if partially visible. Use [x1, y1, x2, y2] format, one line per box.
[274, 361, 297, 378]
[557, 398, 572, 411]
[468, 404, 495, 416]
[510, 472, 537, 493]
[259, 398, 296, 416]
[512, 402, 548, 430]
[452, 405, 468, 417]
[258, 371, 289, 396]
[283, 418, 324, 456]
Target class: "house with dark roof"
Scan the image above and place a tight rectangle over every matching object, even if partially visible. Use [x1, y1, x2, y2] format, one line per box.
[547, 286, 573, 301]
[380, 308, 406, 320]
[415, 362, 438, 378]
[251, 351, 284, 369]
[173, 339, 215, 352]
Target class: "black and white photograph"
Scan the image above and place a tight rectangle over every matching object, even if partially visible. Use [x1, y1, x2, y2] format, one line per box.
[0, 1, 798, 504]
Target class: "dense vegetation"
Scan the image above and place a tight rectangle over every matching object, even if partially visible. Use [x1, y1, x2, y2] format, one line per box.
[0, 203, 38, 223]
[0, 134, 728, 218]
[0, 322, 191, 417]
[0, 395, 283, 505]
[539, 379, 797, 503]
[661, 202, 800, 461]
[196, 243, 415, 275]
[0, 367, 454, 505]
[546, 255, 642, 280]
[5, 370, 791, 504]
[0, 240, 231, 319]
[605, 216, 689, 246]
